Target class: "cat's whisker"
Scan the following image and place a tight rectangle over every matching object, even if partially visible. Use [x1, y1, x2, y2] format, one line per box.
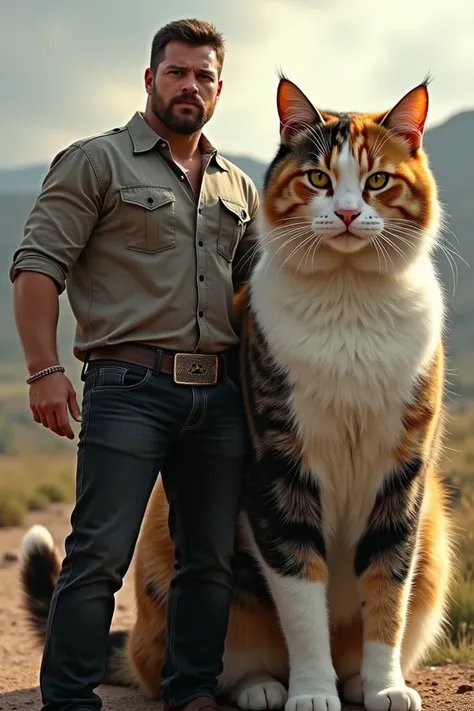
[380, 229, 418, 250]
[262, 229, 314, 281]
[263, 234, 310, 281]
[384, 223, 469, 274]
[277, 232, 318, 277]
[311, 236, 324, 271]
[436, 236, 469, 269]
[259, 223, 314, 248]
[297, 233, 323, 274]
[383, 218, 426, 234]
[436, 243, 460, 296]
[438, 216, 461, 247]
[261, 226, 313, 249]
[232, 242, 263, 278]
[378, 232, 410, 265]
[372, 235, 388, 276]
[305, 234, 323, 272]
[233, 222, 314, 277]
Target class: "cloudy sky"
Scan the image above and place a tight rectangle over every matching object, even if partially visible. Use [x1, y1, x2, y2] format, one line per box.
[1, 0, 473, 169]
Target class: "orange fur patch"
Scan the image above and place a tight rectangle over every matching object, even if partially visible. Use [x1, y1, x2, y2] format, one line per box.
[394, 341, 444, 466]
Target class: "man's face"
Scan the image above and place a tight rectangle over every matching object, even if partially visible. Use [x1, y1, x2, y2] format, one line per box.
[145, 40, 222, 135]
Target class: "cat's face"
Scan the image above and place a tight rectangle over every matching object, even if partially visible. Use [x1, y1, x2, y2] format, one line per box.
[261, 78, 440, 275]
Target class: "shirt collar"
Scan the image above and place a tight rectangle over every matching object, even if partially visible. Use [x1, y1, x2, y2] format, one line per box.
[126, 111, 229, 172]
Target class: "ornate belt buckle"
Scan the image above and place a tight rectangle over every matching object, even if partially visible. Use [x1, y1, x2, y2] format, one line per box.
[173, 353, 219, 385]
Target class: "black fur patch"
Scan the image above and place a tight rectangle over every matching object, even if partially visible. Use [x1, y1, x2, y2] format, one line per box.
[263, 143, 291, 191]
[264, 115, 353, 189]
[20, 541, 59, 640]
[245, 450, 326, 578]
[354, 457, 425, 580]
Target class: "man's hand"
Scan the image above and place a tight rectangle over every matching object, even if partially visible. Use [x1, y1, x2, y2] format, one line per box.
[29, 371, 82, 439]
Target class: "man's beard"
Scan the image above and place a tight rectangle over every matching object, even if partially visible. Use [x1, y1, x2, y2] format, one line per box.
[151, 87, 216, 135]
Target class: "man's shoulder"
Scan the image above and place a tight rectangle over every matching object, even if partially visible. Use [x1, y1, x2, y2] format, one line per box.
[70, 124, 129, 153]
[48, 123, 132, 176]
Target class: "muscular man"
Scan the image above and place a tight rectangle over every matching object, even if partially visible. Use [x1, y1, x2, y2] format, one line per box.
[10, 18, 259, 711]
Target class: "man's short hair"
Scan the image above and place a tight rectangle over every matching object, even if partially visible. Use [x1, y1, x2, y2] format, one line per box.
[150, 18, 226, 75]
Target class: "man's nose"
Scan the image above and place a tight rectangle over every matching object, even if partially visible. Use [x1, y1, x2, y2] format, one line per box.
[181, 78, 199, 95]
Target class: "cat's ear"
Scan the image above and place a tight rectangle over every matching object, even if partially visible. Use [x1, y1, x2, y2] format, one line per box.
[277, 77, 324, 147]
[379, 82, 429, 152]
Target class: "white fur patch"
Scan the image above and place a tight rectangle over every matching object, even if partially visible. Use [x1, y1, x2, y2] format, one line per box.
[361, 641, 421, 711]
[242, 522, 339, 711]
[20, 524, 55, 562]
[219, 645, 288, 696]
[251, 252, 442, 550]
[229, 673, 288, 710]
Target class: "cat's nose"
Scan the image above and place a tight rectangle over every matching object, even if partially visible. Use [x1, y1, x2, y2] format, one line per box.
[335, 209, 361, 226]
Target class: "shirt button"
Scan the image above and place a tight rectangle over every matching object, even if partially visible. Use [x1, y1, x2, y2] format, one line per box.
[198, 240, 204, 247]
[147, 197, 154, 204]
[198, 207, 202, 214]
[199, 275, 204, 282]
[198, 310, 204, 318]
[179, 175, 185, 180]
[241, 209, 246, 219]
[160, 141, 166, 148]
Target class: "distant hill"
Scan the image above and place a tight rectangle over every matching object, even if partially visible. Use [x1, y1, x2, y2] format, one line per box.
[1, 112, 473, 377]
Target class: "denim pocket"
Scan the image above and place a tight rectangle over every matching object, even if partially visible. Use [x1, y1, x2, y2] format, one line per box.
[91, 361, 152, 392]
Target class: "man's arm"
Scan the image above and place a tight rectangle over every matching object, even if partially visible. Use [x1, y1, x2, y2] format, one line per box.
[13, 271, 61, 376]
[10, 143, 104, 437]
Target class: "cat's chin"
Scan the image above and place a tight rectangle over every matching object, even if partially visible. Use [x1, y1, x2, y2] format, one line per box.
[324, 233, 370, 254]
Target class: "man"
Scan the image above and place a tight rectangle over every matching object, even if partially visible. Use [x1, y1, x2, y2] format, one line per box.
[9, 18, 259, 711]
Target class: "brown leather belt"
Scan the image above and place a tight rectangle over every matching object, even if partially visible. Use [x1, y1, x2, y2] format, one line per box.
[87, 343, 222, 386]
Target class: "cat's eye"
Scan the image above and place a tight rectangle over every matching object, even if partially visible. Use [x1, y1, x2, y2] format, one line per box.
[308, 170, 332, 189]
[365, 172, 390, 190]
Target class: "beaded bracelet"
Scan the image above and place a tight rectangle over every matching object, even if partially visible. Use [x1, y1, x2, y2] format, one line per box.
[26, 364, 65, 385]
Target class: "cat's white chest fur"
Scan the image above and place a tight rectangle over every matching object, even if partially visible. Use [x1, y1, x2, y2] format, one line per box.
[251, 254, 443, 543]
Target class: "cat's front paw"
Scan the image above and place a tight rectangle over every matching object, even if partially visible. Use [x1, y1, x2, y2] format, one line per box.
[364, 685, 422, 711]
[230, 674, 288, 710]
[285, 693, 341, 711]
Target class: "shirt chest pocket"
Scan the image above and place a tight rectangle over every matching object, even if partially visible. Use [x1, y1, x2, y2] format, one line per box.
[217, 196, 251, 262]
[120, 186, 176, 254]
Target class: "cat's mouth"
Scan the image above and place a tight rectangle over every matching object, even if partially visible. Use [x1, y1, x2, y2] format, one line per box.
[326, 231, 370, 254]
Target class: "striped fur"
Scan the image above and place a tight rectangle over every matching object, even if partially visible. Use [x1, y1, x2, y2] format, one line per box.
[19, 78, 454, 711]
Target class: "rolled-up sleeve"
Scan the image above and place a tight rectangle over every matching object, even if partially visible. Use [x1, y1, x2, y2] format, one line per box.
[9, 143, 103, 294]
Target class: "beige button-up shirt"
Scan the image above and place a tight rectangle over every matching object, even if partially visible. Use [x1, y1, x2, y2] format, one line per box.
[9, 111, 260, 360]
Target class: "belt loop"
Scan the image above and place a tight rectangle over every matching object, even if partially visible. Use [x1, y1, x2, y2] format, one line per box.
[153, 348, 163, 377]
[80, 351, 90, 382]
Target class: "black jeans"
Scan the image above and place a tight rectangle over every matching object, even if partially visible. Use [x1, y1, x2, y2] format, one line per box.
[39, 347, 248, 711]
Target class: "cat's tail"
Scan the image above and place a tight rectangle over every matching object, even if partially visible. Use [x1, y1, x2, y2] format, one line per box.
[19, 524, 137, 687]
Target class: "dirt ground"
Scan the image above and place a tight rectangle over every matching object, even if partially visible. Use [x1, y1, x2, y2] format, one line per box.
[0, 503, 473, 711]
